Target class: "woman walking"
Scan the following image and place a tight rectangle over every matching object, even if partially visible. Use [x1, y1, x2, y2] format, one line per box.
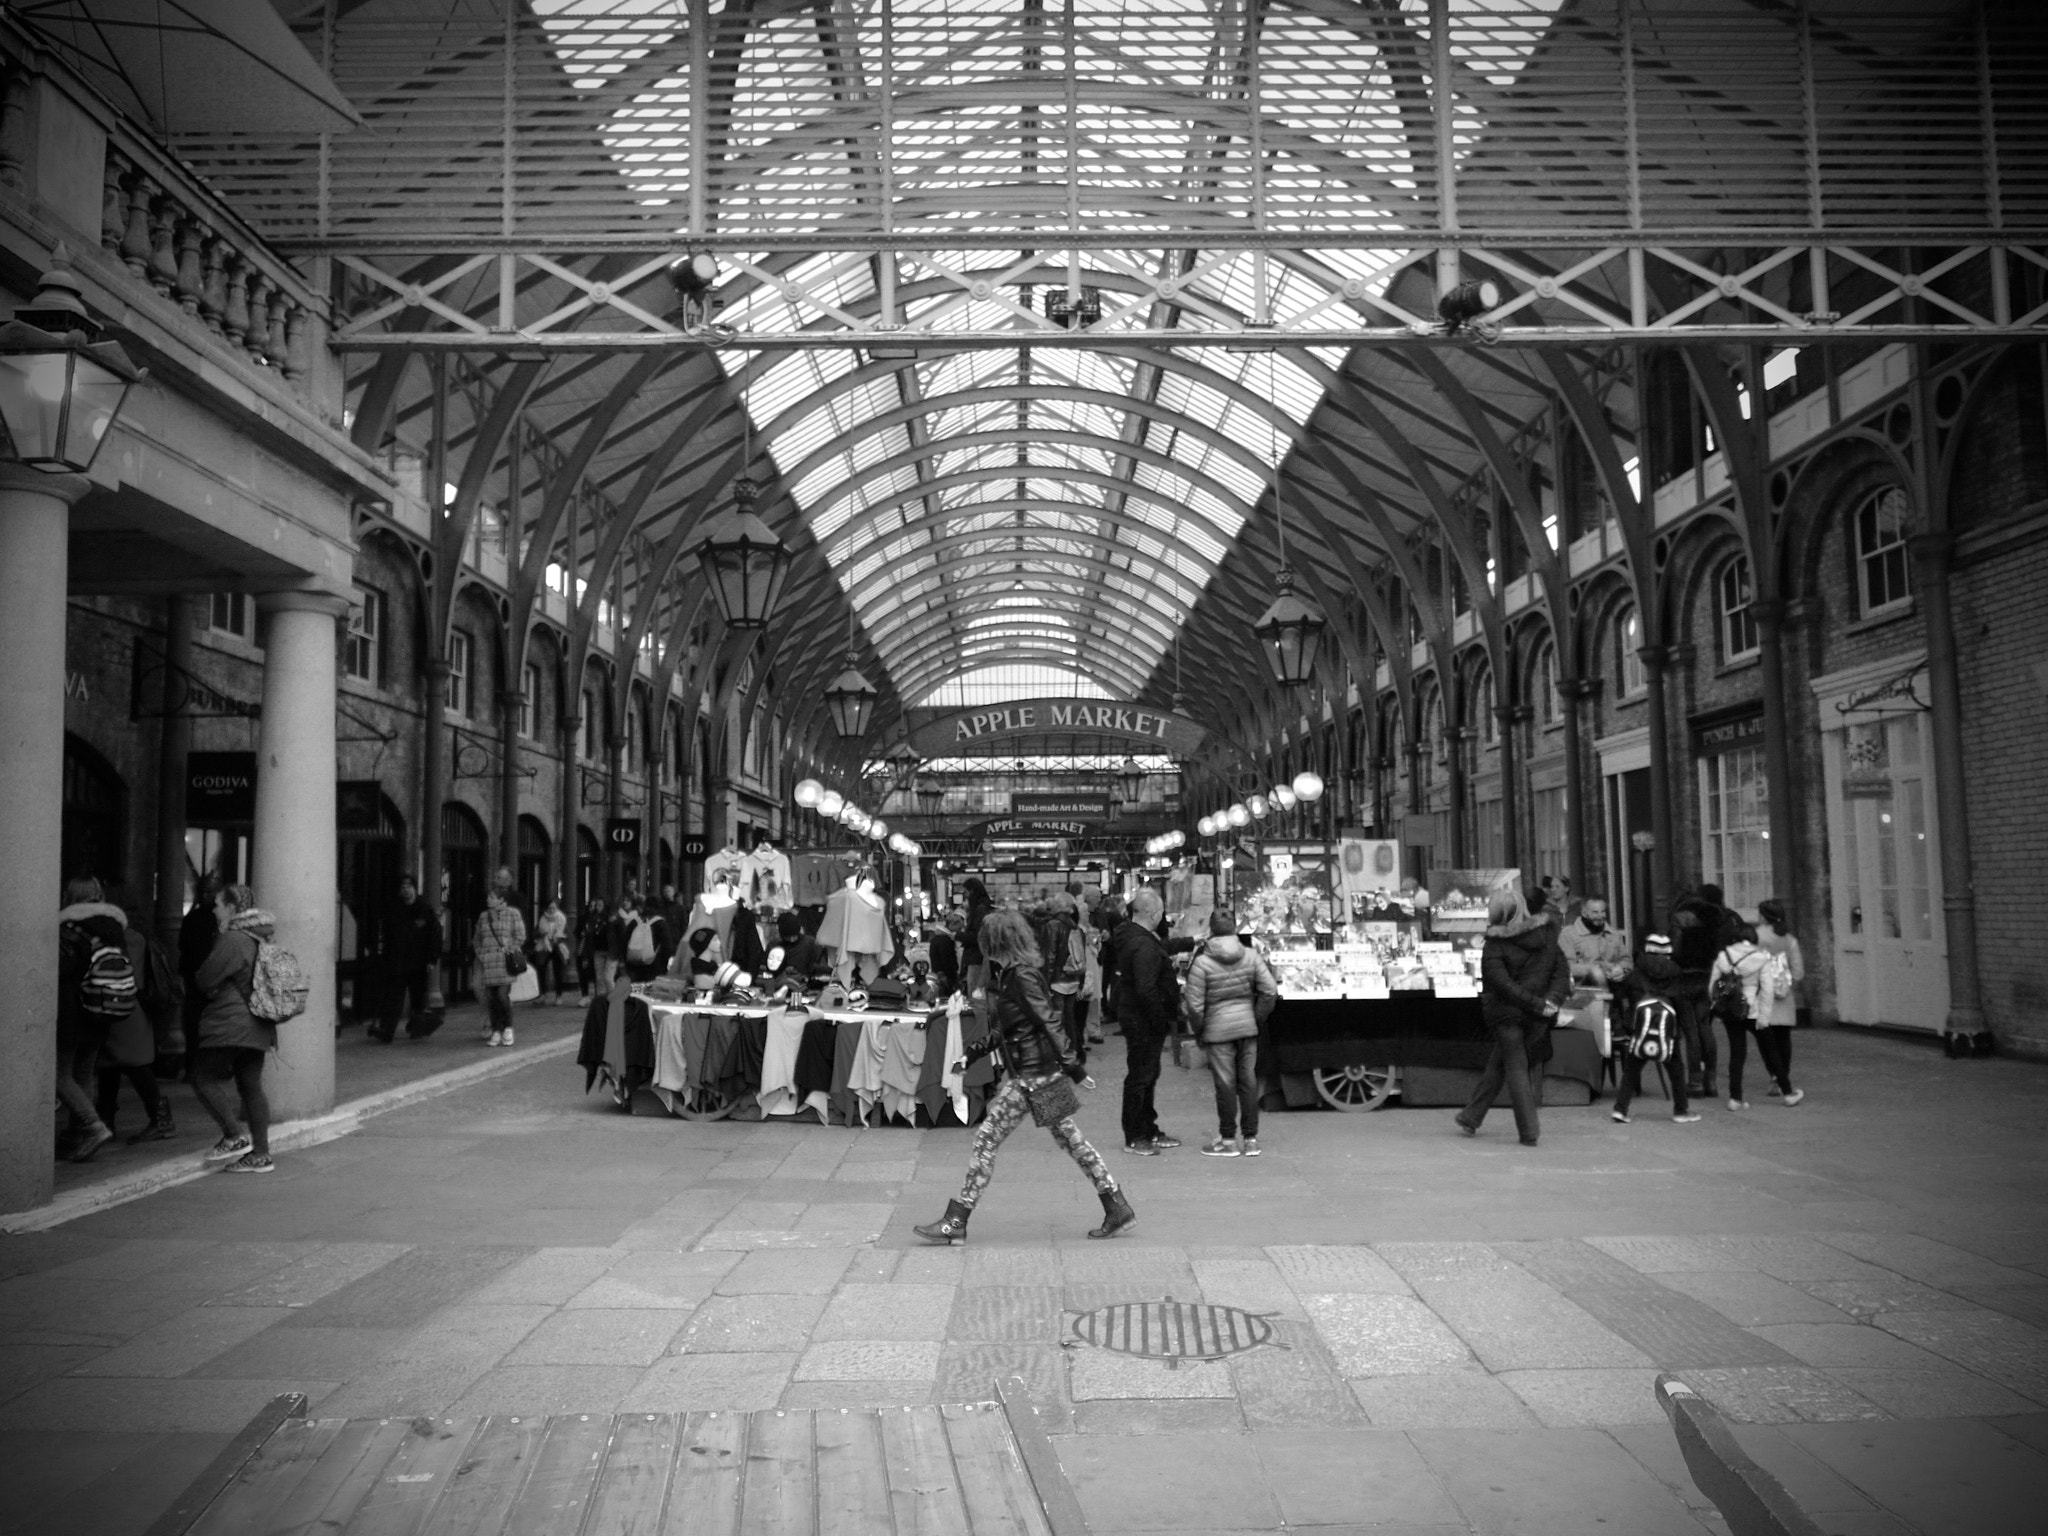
[1455, 887, 1568, 1147]
[474, 887, 528, 1047]
[1710, 921, 1797, 1109]
[915, 911, 1135, 1244]
[190, 884, 278, 1174]
[1754, 899, 1806, 1105]
[533, 898, 569, 1005]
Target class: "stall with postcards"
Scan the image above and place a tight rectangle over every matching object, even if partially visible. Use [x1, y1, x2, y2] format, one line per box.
[577, 954, 1000, 1127]
[1255, 872, 1601, 1112]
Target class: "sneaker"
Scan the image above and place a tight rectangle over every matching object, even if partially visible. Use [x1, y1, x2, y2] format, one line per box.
[224, 1153, 274, 1174]
[501, 1027, 515, 1046]
[1766, 1082, 1783, 1097]
[1611, 1110, 1632, 1124]
[205, 1134, 253, 1164]
[1672, 1112, 1703, 1124]
[1782, 1089, 1805, 1107]
[1198, 1137, 1239, 1157]
[1728, 1099, 1750, 1111]
[1122, 1141, 1160, 1157]
[1149, 1134, 1182, 1151]
[69, 1125, 115, 1163]
[487, 1030, 504, 1047]
[1240, 1138, 1261, 1157]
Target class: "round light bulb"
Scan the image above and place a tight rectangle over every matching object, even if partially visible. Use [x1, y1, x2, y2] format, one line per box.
[1197, 816, 1215, 838]
[794, 778, 823, 807]
[1248, 794, 1269, 820]
[1293, 770, 1325, 803]
[869, 819, 889, 840]
[818, 789, 844, 817]
[1227, 803, 1250, 829]
[1274, 784, 1297, 809]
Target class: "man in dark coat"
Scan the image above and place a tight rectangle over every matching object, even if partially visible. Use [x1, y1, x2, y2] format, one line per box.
[1111, 888, 1182, 1155]
[1672, 883, 1732, 1097]
[376, 875, 444, 1041]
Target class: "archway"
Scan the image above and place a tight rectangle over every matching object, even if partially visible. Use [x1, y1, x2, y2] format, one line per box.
[442, 801, 489, 1000]
[517, 814, 553, 919]
[337, 783, 405, 1027]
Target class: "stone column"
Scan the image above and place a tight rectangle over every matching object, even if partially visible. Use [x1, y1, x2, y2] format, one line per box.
[251, 592, 349, 1122]
[1639, 644, 1676, 928]
[0, 467, 87, 1212]
[1558, 678, 1593, 896]
[1751, 596, 1802, 913]
[152, 593, 196, 948]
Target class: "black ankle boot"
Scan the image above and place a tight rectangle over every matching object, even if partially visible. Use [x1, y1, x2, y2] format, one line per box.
[1088, 1188, 1136, 1239]
[129, 1100, 176, 1144]
[914, 1199, 972, 1245]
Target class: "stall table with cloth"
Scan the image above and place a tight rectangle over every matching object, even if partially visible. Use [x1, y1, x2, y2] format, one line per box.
[1260, 993, 1603, 1112]
[578, 990, 996, 1124]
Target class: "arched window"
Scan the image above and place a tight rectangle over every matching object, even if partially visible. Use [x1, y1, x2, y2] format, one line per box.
[1474, 664, 1497, 745]
[1534, 639, 1559, 726]
[1855, 486, 1913, 618]
[1719, 556, 1760, 661]
[1616, 604, 1646, 698]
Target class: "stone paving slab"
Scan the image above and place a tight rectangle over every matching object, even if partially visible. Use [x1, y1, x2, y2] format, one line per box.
[186, 1324, 409, 1383]
[1655, 1268, 1855, 1327]
[505, 1308, 685, 1367]
[813, 1282, 957, 1341]
[1398, 1271, 1655, 1373]
[673, 1293, 827, 1354]
[445, 1363, 644, 1415]
[713, 1246, 858, 1294]
[279, 1244, 523, 1329]
[0, 1374, 341, 1434]
[1190, 1260, 1299, 1319]
[1225, 1319, 1370, 1431]
[1873, 1309, 2048, 1403]
[1299, 1293, 1475, 1377]
[780, 1378, 937, 1409]
[1680, 1365, 1890, 1424]
[961, 1246, 1063, 1287]
[1410, 1426, 1712, 1536]
[794, 1340, 944, 1380]
[1802, 1274, 1983, 1320]
[311, 1303, 553, 1419]
[469, 1247, 618, 1305]
[1817, 1230, 2046, 1291]
[1068, 1348, 1236, 1400]
[1823, 1366, 2043, 1419]
[1264, 1245, 1410, 1295]
[66, 1306, 291, 1379]
[936, 1341, 1065, 1406]
[1248, 1429, 1464, 1529]
[947, 1285, 1063, 1343]
[1349, 1370, 1539, 1429]
[619, 1352, 795, 1412]
[1055, 1431, 1281, 1530]
[206, 1242, 413, 1309]
[1496, 1367, 1668, 1427]
[1779, 1418, 2048, 1536]
[1751, 1322, 1960, 1371]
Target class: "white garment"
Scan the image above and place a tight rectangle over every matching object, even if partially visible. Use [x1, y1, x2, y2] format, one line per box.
[940, 995, 969, 1123]
[758, 1009, 808, 1116]
[744, 846, 794, 913]
[707, 845, 746, 891]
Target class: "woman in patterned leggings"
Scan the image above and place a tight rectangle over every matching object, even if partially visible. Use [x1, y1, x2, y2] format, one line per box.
[915, 911, 1136, 1244]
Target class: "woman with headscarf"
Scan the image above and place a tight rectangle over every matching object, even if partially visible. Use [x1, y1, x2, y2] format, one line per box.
[1454, 886, 1568, 1147]
[914, 911, 1134, 1244]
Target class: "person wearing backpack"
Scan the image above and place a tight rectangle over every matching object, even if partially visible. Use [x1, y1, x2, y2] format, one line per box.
[1611, 933, 1701, 1124]
[610, 893, 666, 985]
[1184, 911, 1279, 1157]
[473, 886, 529, 1047]
[190, 883, 279, 1174]
[55, 878, 135, 1162]
[1709, 921, 1793, 1110]
[1754, 899, 1805, 1104]
[94, 903, 176, 1145]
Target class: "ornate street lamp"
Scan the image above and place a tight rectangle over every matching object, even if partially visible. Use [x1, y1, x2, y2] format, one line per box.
[694, 477, 791, 630]
[914, 772, 943, 816]
[824, 608, 877, 739]
[884, 740, 922, 795]
[0, 256, 141, 474]
[1116, 756, 1145, 805]
[1252, 568, 1329, 687]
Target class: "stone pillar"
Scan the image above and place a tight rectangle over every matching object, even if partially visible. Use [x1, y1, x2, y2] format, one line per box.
[1911, 532, 1988, 1040]
[498, 688, 523, 879]
[251, 592, 348, 1122]
[1639, 644, 1676, 928]
[0, 467, 87, 1212]
[1558, 678, 1592, 896]
[152, 592, 195, 948]
[1751, 596, 1802, 914]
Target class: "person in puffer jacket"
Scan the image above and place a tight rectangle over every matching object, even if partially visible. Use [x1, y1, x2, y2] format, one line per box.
[1454, 886, 1569, 1147]
[1183, 912, 1278, 1157]
[190, 884, 279, 1174]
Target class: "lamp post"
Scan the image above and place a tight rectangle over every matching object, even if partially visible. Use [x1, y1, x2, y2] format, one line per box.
[0, 253, 142, 1210]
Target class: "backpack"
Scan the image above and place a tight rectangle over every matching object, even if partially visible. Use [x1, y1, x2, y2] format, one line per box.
[67, 923, 138, 1022]
[1627, 996, 1677, 1061]
[625, 917, 657, 965]
[1708, 948, 1754, 1023]
[1760, 950, 1794, 1003]
[137, 935, 184, 1022]
[247, 940, 310, 1023]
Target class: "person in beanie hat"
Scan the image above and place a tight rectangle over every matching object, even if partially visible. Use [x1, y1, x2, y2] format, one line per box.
[1611, 933, 1699, 1123]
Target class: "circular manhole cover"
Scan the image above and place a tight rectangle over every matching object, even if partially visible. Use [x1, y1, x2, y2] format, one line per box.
[1067, 1296, 1280, 1368]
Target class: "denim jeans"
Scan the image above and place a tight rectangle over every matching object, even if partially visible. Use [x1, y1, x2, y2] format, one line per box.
[1724, 1019, 1792, 1100]
[1120, 1026, 1166, 1144]
[1206, 1037, 1259, 1139]
[484, 983, 513, 1034]
[1457, 1018, 1544, 1144]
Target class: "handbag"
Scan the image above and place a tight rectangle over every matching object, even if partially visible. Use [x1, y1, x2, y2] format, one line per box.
[1025, 1072, 1080, 1127]
[508, 966, 540, 1004]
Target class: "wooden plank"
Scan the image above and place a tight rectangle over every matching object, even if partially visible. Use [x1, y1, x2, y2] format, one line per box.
[265, 1416, 414, 1536]
[146, 1391, 310, 1536]
[940, 1403, 1048, 1536]
[878, 1406, 969, 1536]
[345, 1417, 485, 1536]
[662, 1410, 746, 1536]
[737, 1408, 816, 1536]
[184, 1415, 347, 1536]
[813, 1409, 892, 1536]
[503, 1414, 612, 1536]
[418, 1416, 550, 1536]
[995, 1378, 1090, 1536]
[582, 1413, 679, 1536]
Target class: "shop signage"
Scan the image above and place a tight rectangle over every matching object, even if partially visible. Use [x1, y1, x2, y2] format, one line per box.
[1692, 707, 1764, 756]
[186, 752, 257, 822]
[65, 671, 88, 702]
[604, 818, 641, 853]
[678, 834, 709, 862]
[967, 817, 1091, 838]
[906, 697, 1207, 757]
[1010, 793, 1113, 819]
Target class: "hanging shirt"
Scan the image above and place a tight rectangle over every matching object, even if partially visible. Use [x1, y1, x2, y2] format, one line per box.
[745, 846, 795, 913]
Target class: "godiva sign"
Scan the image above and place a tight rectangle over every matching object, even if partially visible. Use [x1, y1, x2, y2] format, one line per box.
[907, 698, 1207, 758]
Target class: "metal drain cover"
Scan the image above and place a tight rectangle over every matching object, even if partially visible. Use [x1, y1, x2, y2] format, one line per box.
[1066, 1297, 1280, 1368]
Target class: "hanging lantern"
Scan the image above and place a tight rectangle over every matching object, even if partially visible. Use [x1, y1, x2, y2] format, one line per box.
[1293, 770, 1326, 803]
[914, 772, 943, 816]
[1227, 803, 1250, 829]
[818, 788, 845, 817]
[794, 778, 824, 808]
[1116, 757, 1145, 804]
[825, 659, 878, 739]
[695, 479, 791, 630]
[1252, 567, 1329, 687]
[884, 741, 922, 792]
[0, 259, 142, 475]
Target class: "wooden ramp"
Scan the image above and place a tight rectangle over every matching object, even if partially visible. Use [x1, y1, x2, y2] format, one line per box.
[153, 1381, 1085, 1536]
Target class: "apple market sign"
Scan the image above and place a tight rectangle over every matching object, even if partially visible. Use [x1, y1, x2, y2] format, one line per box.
[910, 698, 1207, 758]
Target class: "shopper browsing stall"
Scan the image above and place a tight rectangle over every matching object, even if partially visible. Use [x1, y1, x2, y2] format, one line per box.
[1184, 911, 1278, 1157]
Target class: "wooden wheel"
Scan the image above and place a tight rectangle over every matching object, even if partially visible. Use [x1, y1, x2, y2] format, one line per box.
[1312, 1063, 1398, 1112]
[655, 1082, 739, 1121]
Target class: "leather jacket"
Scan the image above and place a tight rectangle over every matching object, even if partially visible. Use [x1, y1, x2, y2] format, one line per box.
[963, 961, 1086, 1081]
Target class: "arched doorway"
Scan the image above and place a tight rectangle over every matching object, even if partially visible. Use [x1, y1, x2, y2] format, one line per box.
[442, 801, 489, 1000]
[63, 733, 128, 895]
[517, 815, 552, 922]
[337, 784, 405, 1028]
[576, 824, 600, 910]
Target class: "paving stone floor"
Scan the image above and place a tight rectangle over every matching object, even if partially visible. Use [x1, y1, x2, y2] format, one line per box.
[4, 1022, 2047, 1534]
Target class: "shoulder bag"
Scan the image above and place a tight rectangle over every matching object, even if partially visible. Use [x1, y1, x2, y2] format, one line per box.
[998, 970, 1082, 1126]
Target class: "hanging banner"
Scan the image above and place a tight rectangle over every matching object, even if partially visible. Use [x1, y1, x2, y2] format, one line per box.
[1009, 793, 1114, 820]
[906, 698, 1207, 758]
[187, 752, 257, 823]
[1337, 837, 1404, 901]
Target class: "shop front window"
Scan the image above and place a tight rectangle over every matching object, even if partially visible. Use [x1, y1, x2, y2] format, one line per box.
[1617, 605, 1646, 698]
[1719, 557, 1759, 662]
[1699, 743, 1771, 916]
[1856, 487, 1913, 618]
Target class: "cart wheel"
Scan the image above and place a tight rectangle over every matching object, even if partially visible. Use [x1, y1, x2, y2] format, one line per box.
[1312, 1064, 1398, 1112]
[666, 1082, 738, 1121]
